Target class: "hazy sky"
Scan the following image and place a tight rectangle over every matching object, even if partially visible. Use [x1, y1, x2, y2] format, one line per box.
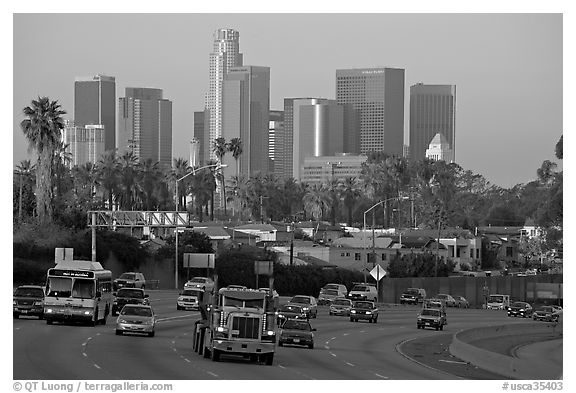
[12, 13, 563, 188]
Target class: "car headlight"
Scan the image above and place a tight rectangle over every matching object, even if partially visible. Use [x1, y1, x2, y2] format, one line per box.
[266, 330, 275, 336]
[46, 308, 53, 313]
[143, 320, 154, 325]
[351, 310, 356, 314]
[302, 307, 310, 311]
[118, 319, 128, 324]
[417, 318, 422, 322]
[520, 309, 525, 312]
[13, 300, 16, 306]
[84, 310, 93, 315]
[366, 311, 372, 314]
[34, 301, 43, 306]
[278, 314, 284, 318]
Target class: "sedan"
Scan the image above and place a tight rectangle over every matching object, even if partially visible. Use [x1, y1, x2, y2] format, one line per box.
[532, 306, 559, 322]
[278, 319, 316, 349]
[276, 304, 307, 326]
[435, 294, 457, 307]
[116, 305, 156, 337]
[454, 295, 470, 308]
[329, 298, 353, 316]
[507, 301, 533, 318]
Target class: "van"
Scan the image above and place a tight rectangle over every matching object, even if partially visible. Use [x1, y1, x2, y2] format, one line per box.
[347, 283, 378, 302]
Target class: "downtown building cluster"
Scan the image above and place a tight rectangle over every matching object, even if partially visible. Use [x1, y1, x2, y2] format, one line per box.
[64, 28, 456, 185]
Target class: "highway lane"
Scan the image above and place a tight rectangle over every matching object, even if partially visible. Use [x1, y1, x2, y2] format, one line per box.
[13, 290, 543, 380]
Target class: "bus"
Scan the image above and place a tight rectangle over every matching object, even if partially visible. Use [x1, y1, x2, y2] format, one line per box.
[44, 260, 112, 326]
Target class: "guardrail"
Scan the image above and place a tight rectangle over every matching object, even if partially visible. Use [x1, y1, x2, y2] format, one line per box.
[449, 322, 562, 379]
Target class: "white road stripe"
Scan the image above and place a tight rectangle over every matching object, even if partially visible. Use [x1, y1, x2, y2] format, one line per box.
[343, 333, 349, 336]
[438, 359, 468, 365]
[278, 365, 286, 369]
[324, 345, 330, 350]
[184, 359, 190, 363]
[82, 353, 87, 357]
[373, 373, 388, 379]
[330, 353, 337, 357]
[207, 371, 219, 378]
[94, 364, 101, 370]
[345, 362, 355, 367]
[82, 342, 87, 346]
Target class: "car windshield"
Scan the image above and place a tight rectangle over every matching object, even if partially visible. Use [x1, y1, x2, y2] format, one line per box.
[538, 307, 554, 312]
[489, 295, 505, 302]
[354, 302, 372, 309]
[190, 278, 207, 284]
[421, 309, 440, 316]
[181, 290, 197, 296]
[117, 289, 144, 298]
[322, 290, 339, 296]
[332, 299, 351, 306]
[405, 288, 419, 294]
[280, 305, 302, 312]
[121, 307, 152, 317]
[511, 302, 527, 307]
[437, 294, 447, 299]
[14, 287, 44, 297]
[282, 320, 311, 331]
[352, 286, 369, 292]
[324, 284, 339, 290]
[119, 273, 136, 280]
[291, 297, 310, 304]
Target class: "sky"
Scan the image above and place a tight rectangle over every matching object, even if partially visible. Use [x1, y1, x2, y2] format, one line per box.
[11, 13, 563, 188]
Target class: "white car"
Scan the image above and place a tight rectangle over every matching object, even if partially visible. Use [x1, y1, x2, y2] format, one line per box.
[184, 277, 214, 292]
[347, 284, 378, 303]
[177, 289, 201, 310]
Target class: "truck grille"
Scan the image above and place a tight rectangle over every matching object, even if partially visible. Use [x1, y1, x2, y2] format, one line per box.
[231, 316, 260, 339]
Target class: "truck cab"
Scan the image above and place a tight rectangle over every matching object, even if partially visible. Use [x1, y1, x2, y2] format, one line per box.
[486, 294, 510, 310]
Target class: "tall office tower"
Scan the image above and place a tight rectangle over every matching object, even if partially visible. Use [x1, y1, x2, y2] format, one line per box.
[194, 111, 208, 164]
[189, 137, 200, 168]
[336, 68, 405, 156]
[205, 28, 243, 162]
[62, 121, 105, 169]
[74, 75, 116, 152]
[222, 66, 270, 178]
[269, 110, 284, 174]
[117, 87, 173, 169]
[409, 83, 456, 162]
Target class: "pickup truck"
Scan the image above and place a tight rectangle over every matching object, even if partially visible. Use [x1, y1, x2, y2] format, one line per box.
[417, 308, 447, 331]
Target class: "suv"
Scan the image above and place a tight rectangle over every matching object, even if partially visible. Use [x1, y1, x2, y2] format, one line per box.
[417, 308, 447, 330]
[350, 300, 378, 323]
[288, 295, 318, 318]
[347, 284, 378, 302]
[13, 285, 45, 319]
[112, 288, 150, 316]
[113, 272, 146, 290]
[184, 277, 215, 292]
[400, 288, 426, 305]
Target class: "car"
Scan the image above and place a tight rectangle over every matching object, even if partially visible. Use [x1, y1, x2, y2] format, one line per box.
[320, 283, 347, 297]
[115, 304, 156, 337]
[350, 300, 378, 323]
[278, 318, 316, 349]
[318, 289, 341, 305]
[276, 304, 307, 325]
[417, 308, 447, 330]
[288, 295, 318, 318]
[184, 277, 215, 292]
[454, 295, 470, 308]
[329, 298, 353, 316]
[532, 306, 560, 322]
[177, 288, 202, 310]
[113, 272, 146, 290]
[13, 285, 45, 319]
[112, 288, 150, 316]
[400, 288, 427, 305]
[435, 294, 456, 307]
[347, 284, 378, 302]
[507, 301, 533, 318]
[423, 299, 448, 323]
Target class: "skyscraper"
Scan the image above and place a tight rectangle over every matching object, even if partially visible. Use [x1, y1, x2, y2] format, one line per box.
[194, 111, 208, 165]
[409, 83, 456, 162]
[117, 87, 173, 169]
[336, 68, 405, 156]
[62, 121, 105, 169]
[269, 110, 284, 174]
[205, 28, 243, 162]
[74, 74, 116, 152]
[222, 66, 270, 177]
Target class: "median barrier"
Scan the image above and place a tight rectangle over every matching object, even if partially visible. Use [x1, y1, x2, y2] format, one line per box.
[449, 322, 562, 379]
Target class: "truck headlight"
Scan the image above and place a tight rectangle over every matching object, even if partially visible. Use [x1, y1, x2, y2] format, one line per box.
[46, 308, 53, 313]
[520, 309, 525, 312]
[216, 326, 227, 333]
[266, 330, 275, 336]
[302, 307, 310, 311]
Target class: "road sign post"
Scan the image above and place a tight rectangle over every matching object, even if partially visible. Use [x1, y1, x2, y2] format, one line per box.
[370, 264, 387, 303]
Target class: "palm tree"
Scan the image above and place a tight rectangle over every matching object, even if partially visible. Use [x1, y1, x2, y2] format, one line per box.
[20, 97, 66, 224]
[339, 177, 361, 226]
[228, 138, 243, 177]
[138, 159, 163, 210]
[71, 162, 99, 209]
[325, 179, 341, 226]
[117, 152, 140, 210]
[172, 157, 190, 210]
[14, 160, 36, 223]
[96, 150, 119, 210]
[212, 137, 228, 215]
[303, 183, 330, 222]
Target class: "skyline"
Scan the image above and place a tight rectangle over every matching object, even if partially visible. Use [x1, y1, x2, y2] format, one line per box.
[13, 13, 563, 188]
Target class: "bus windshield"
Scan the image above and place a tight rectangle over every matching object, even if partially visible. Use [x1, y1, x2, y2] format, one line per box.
[72, 279, 95, 299]
[47, 277, 72, 297]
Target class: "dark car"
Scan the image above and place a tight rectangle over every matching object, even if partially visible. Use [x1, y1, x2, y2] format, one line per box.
[435, 294, 456, 307]
[113, 272, 146, 290]
[417, 308, 447, 330]
[276, 304, 307, 325]
[288, 295, 318, 318]
[507, 301, 533, 318]
[532, 306, 559, 322]
[13, 285, 45, 319]
[112, 288, 150, 316]
[350, 301, 378, 323]
[278, 319, 316, 349]
[400, 288, 426, 305]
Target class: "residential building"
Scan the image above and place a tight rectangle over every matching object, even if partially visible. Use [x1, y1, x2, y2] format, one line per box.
[204, 28, 243, 163]
[222, 66, 270, 177]
[425, 132, 454, 162]
[61, 121, 105, 168]
[117, 87, 173, 169]
[74, 74, 116, 153]
[409, 83, 456, 161]
[301, 153, 367, 184]
[336, 68, 405, 156]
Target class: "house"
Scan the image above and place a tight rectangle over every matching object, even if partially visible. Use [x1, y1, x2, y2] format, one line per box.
[191, 226, 231, 251]
[232, 223, 278, 242]
[297, 222, 345, 244]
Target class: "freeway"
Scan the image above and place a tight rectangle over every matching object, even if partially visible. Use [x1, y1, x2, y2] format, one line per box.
[13, 290, 554, 380]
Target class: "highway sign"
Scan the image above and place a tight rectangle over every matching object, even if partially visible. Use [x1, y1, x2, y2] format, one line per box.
[183, 253, 215, 268]
[370, 264, 386, 281]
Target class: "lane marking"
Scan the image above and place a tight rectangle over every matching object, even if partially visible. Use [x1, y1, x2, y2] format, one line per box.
[438, 359, 468, 365]
[278, 364, 286, 369]
[324, 345, 330, 350]
[343, 333, 349, 336]
[207, 371, 219, 378]
[94, 364, 101, 370]
[184, 359, 191, 363]
[82, 353, 87, 357]
[330, 352, 337, 357]
[156, 314, 199, 323]
[82, 342, 87, 346]
[345, 362, 355, 367]
[373, 373, 389, 379]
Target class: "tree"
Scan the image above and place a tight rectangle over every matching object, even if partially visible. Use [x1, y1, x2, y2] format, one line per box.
[212, 137, 228, 215]
[303, 183, 330, 222]
[228, 138, 243, 177]
[96, 150, 119, 210]
[20, 97, 66, 224]
[138, 159, 163, 210]
[555, 134, 562, 160]
[171, 157, 190, 210]
[339, 177, 361, 226]
[14, 160, 36, 223]
[117, 152, 140, 210]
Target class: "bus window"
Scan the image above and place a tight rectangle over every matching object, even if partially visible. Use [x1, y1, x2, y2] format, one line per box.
[72, 279, 95, 299]
[47, 277, 72, 297]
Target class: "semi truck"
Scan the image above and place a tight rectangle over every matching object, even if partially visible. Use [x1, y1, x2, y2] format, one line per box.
[192, 286, 277, 365]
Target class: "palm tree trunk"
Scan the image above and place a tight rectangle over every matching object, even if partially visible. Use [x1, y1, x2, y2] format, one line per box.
[18, 173, 23, 223]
